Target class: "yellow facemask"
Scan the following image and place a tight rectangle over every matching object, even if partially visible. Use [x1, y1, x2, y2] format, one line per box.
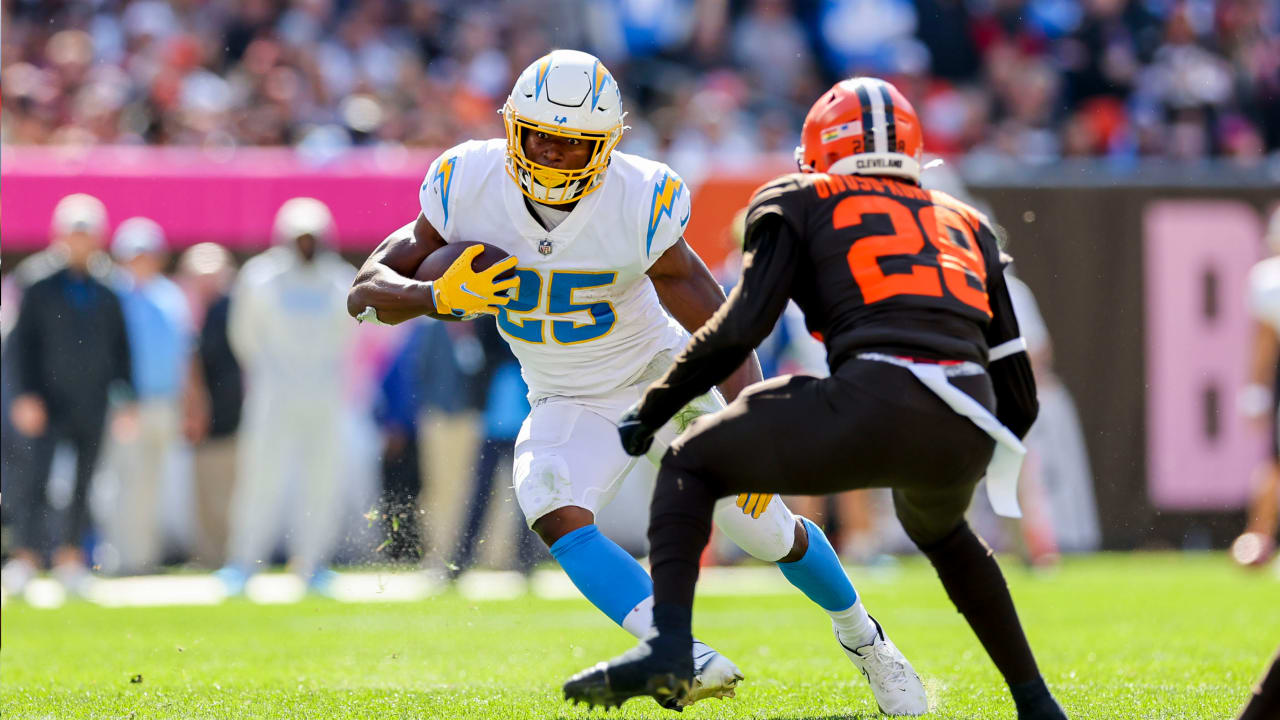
[502, 101, 624, 205]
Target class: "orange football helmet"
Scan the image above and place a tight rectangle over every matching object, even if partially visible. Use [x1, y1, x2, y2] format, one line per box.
[795, 77, 924, 183]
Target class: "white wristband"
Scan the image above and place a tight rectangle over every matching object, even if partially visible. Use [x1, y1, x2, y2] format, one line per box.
[355, 306, 390, 326]
[1238, 383, 1272, 418]
[989, 337, 1028, 362]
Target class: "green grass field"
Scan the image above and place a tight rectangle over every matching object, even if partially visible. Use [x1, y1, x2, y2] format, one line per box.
[2, 553, 1276, 719]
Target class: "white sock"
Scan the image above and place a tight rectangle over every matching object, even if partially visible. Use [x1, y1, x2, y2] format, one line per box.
[829, 599, 878, 646]
[621, 596, 715, 667]
[620, 594, 655, 638]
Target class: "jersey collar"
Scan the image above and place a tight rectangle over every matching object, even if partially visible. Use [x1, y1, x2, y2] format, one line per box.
[502, 164, 608, 256]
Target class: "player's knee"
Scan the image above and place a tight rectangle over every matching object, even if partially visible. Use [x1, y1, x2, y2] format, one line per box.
[713, 495, 797, 562]
[778, 517, 809, 563]
[893, 489, 971, 549]
[530, 506, 595, 547]
[911, 519, 974, 555]
[902, 517, 965, 551]
[514, 452, 574, 527]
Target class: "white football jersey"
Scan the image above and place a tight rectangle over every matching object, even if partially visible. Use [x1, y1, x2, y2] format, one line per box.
[419, 139, 693, 399]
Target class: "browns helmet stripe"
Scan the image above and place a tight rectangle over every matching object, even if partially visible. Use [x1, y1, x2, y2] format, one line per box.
[798, 76, 924, 182]
[879, 82, 897, 153]
[854, 83, 876, 154]
[865, 80, 888, 153]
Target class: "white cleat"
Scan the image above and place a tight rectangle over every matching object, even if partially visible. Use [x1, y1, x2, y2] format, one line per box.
[675, 640, 744, 707]
[836, 616, 928, 716]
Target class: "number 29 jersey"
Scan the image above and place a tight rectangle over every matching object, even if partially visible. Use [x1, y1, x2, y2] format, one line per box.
[419, 139, 692, 400]
[748, 172, 1004, 367]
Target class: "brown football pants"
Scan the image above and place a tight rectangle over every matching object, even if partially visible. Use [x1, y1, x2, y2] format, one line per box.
[649, 357, 1043, 687]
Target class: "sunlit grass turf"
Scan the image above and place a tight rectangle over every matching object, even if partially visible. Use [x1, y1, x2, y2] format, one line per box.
[2, 553, 1275, 719]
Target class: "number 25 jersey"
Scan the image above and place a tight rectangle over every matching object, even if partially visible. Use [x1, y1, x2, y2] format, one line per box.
[419, 139, 692, 400]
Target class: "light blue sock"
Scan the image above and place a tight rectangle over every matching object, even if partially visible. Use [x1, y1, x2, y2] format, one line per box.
[777, 517, 859, 612]
[550, 524, 654, 635]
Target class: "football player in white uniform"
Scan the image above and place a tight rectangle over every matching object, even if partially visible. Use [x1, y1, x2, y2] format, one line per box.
[1236, 207, 1280, 568]
[348, 50, 926, 713]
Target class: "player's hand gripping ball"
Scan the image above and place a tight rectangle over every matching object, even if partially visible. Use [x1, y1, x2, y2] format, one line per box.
[618, 403, 660, 456]
[416, 243, 518, 318]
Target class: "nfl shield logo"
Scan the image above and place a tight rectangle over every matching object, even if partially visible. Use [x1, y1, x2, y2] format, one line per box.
[538, 239, 553, 256]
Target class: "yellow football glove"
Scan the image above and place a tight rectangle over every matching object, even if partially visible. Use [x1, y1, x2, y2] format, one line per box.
[431, 245, 519, 317]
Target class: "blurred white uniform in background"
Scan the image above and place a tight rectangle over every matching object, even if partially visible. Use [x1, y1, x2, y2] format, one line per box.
[1234, 208, 1280, 567]
[922, 160, 1099, 559]
[1006, 273, 1101, 554]
[221, 198, 356, 591]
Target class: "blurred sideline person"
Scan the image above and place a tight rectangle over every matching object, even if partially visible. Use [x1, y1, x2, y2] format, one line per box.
[178, 243, 243, 568]
[1236, 207, 1280, 567]
[371, 322, 427, 563]
[101, 218, 208, 574]
[415, 320, 486, 571]
[1004, 272, 1100, 558]
[217, 198, 356, 595]
[565, 77, 1068, 720]
[924, 162, 1098, 562]
[1, 194, 134, 595]
[348, 51, 919, 712]
[451, 322, 542, 576]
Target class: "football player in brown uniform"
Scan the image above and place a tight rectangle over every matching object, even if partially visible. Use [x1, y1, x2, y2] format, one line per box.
[1237, 647, 1280, 720]
[563, 77, 1068, 719]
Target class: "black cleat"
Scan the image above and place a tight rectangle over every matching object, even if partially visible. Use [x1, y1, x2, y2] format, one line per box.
[563, 633, 694, 712]
[1018, 698, 1069, 720]
[1011, 678, 1069, 720]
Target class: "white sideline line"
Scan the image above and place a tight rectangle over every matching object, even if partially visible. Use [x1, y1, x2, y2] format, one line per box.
[333, 571, 445, 603]
[3, 565, 807, 609]
[89, 575, 226, 607]
[457, 570, 527, 601]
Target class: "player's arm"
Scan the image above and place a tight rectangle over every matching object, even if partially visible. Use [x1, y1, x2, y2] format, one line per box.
[8, 282, 50, 436]
[347, 215, 448, 324]
[985, 247, 1039, 439]
[635, 216, 799, 434]
[1242, 321, 1279, 424]
[647, 239, 763, 403]
[348, 215, 516, 324]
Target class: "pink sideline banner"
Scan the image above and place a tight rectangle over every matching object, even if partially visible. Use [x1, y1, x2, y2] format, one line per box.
[1, 145, 441, 252]
[1144, 200, 1267, 510]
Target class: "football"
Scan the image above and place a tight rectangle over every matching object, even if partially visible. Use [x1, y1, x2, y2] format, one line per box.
[415, 242, 515, 282]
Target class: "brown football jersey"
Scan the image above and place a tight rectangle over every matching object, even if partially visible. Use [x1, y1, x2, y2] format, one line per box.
[636, 170, 1034, 438]
[746, 172, 1002, 366]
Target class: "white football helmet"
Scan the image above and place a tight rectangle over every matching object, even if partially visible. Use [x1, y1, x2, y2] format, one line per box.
[272, 197, 335, 245]
[502, 49, 626, 205]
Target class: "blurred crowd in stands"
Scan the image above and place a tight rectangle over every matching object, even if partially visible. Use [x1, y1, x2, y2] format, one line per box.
[3, 0, 1279, 174]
